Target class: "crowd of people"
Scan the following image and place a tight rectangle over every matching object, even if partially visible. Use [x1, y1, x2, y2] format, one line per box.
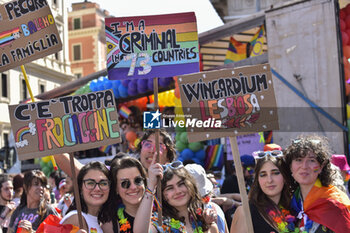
[0, 131, 350, 233]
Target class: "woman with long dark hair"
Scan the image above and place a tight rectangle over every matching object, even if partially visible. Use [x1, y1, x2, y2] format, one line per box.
[60, 161, 110, 232]
[8, 170, 58, 233]
[230, 150, 297, 233]
[99, 156, 161, 233]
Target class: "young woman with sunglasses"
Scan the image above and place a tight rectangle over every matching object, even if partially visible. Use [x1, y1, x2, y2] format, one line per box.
[230, 150, 298, 233]
[8, 170, 59, 233]
[99, 156, 162, 233]
[134, 161, 219, 233]
[60, 161, 110, 233]
[284, 135, 350, 233]
[135, 129, 176, 170]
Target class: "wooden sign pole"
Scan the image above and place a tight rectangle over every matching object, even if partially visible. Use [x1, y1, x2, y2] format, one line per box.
[69, 153, 85, 230]
[229, 137, 254, 233]
[20, 65, 58, 170]
[153, 78, 162, 226]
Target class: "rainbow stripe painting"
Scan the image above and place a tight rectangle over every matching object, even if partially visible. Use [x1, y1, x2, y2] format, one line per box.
[105, 12, 199, 80]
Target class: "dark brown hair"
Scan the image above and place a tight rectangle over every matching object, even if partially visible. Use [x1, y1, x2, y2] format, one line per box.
[284, 135, 335, 190]
[136, 129, 176, 163]
[249, 154, 292, 229]
[19, 170, 48, 221]
[68, 161, 110, 220]
[99, 156, 147, 223]
[161, 167, 209, 231]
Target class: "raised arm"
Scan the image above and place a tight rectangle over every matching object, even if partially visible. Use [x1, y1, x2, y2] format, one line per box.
[53, 153, 83, 177]
[133, 157, 163, 233]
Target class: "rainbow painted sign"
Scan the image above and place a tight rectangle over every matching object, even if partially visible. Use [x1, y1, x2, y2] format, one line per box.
[8, 90, 121, 160]
[105, 12, 199, 80]
[0, 0, 62, 72]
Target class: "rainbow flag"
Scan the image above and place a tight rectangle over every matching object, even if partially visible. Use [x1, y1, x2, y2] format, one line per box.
[299, 179, 350, 232]
[99, 145, 111, 154]
[119, 105, 132, 119]
[205, 144, 224, 169]
[249, 25, 264, 57]
[224, 37, 247, 64]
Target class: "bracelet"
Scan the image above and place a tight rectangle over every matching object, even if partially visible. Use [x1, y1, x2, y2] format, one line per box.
[145, 187, 156, 195]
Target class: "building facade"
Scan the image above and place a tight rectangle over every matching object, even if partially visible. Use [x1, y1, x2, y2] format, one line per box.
[68, 2, 109, 78]
[0, 0, 73, 150]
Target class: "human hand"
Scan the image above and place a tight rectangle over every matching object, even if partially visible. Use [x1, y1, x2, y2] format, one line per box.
[202, 208, 217, 224]
[148, 152, 163, 190]
[18, 220, 33, 232]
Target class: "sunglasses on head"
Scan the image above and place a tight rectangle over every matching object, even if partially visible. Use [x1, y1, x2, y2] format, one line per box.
[120, 176, 145, 189]
[293, 139, 320, 145]
[253, 150, 284, 159]
[141, 140, 166, 152]
[162, 161, 184, 173]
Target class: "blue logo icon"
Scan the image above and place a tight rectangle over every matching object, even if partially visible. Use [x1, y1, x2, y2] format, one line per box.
[143, 110, 161, 129]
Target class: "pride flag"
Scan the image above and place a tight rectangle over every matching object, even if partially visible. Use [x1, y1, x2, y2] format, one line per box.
[249, 25, 265, 57]
[119, 105, 132, 119]
[36, 215, 80, 233]
[224, 37, 247, 64]
[303, 179, 350, 232]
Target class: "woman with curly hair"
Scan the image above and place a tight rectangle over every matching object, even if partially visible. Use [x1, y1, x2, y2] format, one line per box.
[231, 150, 297, 233]
[8, 170, 59, 233]
[134, 161, 219, 233]
[284, 135, 350, 233]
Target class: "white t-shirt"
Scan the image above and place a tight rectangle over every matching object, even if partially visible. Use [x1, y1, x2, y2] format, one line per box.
[60, 210, 103, 233]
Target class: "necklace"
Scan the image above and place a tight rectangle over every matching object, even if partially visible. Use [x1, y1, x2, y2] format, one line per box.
[268, 206, 300, 233]
[118, 206, 131, 232]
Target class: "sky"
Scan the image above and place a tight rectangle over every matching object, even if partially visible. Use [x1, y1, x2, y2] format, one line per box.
[66, 0, 224, 33]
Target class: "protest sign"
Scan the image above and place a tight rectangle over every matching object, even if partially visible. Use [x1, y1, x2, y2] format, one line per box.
[0, 0, 62, 72]
[178, 64, 279, 142]
[8, 90, 121, 160]
[105, 12, 199, 80]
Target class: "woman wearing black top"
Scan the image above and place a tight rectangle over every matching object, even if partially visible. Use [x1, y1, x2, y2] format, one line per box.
[230, 150, 298, 233]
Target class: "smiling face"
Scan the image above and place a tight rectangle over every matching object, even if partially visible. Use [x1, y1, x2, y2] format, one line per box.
[26, 178, 44, 205]
[116, 167, 145, 207]
[81, 169, 109, 211]
[291, 151, 322, 188]
[258, 161, 284, 204]
[163, 174, 190, 210]
[140, 134, 168, 169]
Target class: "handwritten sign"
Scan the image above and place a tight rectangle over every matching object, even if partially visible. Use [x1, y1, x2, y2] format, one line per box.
[105, 12, 199, 80]
[8, 90, 121, 160]
[178, 64, 279, 142]
[0, 0, 62, 72]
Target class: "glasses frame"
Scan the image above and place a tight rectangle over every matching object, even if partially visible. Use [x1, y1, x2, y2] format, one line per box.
[83, 179, 110, 191]
[120, 176, 145, 189]
[162, 161, 184, 173]
[141, 140, 167, 153]
[253, 150, 284, 159]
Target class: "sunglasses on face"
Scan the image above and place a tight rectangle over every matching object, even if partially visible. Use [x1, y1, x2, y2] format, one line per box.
[83, 179, 110, 191]
[162, 161, 184, 173]
[120, 176, 145, 189]
[141, 140, 166, 153]
[253, 150, 284, 159]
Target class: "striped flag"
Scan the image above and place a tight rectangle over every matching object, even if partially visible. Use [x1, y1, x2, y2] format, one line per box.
[249, 25, 265, 57]
[224, 37, 247, 64]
